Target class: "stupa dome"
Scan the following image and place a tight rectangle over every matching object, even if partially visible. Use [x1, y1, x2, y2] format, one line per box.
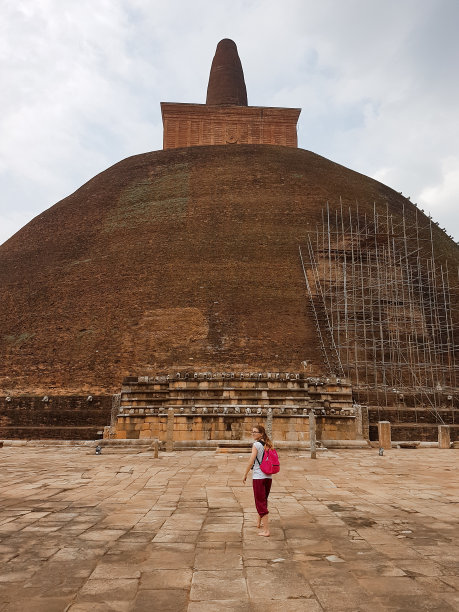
[0, 144, 456, 394]
[1, 38, 457, 414]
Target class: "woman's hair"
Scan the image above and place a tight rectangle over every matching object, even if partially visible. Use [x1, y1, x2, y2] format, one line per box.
[253, 424, 273, 449]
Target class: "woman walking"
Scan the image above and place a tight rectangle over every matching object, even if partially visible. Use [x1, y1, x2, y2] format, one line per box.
[243, 424, 273, 537]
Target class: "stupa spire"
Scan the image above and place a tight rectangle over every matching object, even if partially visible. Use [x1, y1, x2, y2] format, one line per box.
[161, 39, 300, 149]
[206, 39, 248, 106]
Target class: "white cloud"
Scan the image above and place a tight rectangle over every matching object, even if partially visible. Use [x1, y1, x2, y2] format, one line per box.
[1, 0, 458, 245]
[419, 156, 459, 235]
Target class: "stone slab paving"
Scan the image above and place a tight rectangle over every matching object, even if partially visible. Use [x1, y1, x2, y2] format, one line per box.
[0, 447, 457, 611]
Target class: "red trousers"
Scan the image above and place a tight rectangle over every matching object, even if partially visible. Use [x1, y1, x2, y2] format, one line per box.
[252, 478, 272, 516]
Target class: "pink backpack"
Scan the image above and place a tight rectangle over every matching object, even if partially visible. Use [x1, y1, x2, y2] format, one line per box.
[259, 447, 280, 475]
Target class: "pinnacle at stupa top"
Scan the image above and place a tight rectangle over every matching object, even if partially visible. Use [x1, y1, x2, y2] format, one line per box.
[161, 39, 300, 149]
[206, 39, 248, 106]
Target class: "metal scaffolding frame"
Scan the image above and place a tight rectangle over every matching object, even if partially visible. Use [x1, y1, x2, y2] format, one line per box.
[300, 202, 458, 419]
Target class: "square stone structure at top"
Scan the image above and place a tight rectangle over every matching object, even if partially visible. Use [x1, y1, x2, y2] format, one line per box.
[161, 102, 301, 150]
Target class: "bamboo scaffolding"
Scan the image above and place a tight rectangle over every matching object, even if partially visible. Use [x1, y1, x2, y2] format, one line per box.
[301, 203, 458, 418]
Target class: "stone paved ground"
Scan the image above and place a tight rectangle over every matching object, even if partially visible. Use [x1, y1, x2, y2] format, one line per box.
[0, 447, 458, 612]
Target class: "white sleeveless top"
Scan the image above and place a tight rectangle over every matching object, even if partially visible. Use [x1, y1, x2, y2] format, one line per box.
[252, 441, 272, 480]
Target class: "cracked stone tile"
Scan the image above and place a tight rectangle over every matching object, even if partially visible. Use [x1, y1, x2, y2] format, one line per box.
[190, 570, 247, 601]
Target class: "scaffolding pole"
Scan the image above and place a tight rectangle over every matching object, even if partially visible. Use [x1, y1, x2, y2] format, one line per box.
[300, 203, 458, 419]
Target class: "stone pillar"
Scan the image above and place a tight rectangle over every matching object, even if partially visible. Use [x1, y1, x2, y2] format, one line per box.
[378, 421, 391, 450]
[354, 404, 370, 440]
[266, 408, 273, 440]
[110, 393, 121, 437]
[361, 405, 370, 441]
[354, 404, 363, 438]
[438, 425, 451, 449]
[166, 408, 174, 452]
[309, 411, 317, 459]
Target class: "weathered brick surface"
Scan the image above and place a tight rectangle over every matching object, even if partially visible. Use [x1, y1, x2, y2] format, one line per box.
[162, 103, 300, 149]
[369, 424, 459, 442]
[368, 406, 458, 442]
[0, 395, 112, 439]
[1, 145, 455, 398]
[369, 408, 456, 424]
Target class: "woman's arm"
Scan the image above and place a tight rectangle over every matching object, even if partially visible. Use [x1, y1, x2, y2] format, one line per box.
[243, 445, 258, 484]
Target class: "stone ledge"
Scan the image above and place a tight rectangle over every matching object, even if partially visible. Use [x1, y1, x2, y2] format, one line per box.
[369, 440, 457, 448]
[0, 439, 96, 447]
[123, 373, 350, 384]
[0, 438, 372, 450]
[117, 407, 356, 417]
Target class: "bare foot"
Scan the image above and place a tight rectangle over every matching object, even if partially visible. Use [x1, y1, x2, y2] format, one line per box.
[259, 515, 269, 535]
[256, 517, 261, 528]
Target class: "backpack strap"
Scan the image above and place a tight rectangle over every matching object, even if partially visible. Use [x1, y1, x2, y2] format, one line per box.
[254, 441, 266, 467]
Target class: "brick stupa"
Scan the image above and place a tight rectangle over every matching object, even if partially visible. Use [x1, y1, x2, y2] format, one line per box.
[0, 39, 457, 441]
[161, 39, 300, 149]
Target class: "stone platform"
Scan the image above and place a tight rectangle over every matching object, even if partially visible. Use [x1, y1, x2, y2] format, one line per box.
[114, 373, 360, 444]
[0, 447, 458, 611]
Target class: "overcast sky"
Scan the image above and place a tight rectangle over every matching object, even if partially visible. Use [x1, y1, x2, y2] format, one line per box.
[1, 0, 458, 245]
